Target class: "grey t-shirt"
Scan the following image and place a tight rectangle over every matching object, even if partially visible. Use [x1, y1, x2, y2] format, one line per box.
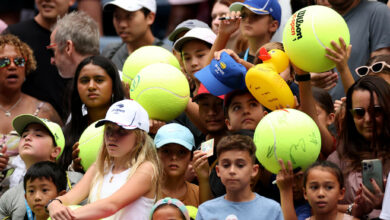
[329, 0, 390, 100]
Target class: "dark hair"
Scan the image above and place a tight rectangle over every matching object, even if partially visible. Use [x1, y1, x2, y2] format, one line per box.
[312, 87, 334, 114]
[366, 54, 390, 75]
[140, 7, 151, 17]
[59, 55, 125, 170]
[338, 75, 390, 171]
[216, 134, 256, 162]
[223, 89, 265, 118]
[24, 161, 67, 192]
[303, 160, 344, 189]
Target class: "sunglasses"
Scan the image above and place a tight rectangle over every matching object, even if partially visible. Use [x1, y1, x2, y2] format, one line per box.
[355, 61, 390, 77]
[46, 43, 57, 57]
[0, 57, 26, 68]
[350, 106, 383, 119]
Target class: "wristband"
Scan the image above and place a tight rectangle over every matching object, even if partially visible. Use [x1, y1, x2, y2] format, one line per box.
[346, 203, 353, 215]
[295, 74, 311, 82]
[45, 198, 62, 213]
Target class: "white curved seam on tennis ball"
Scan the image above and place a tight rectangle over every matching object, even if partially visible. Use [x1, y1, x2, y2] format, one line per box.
[312, 14, 326, 48]
[80, 132, 103, 145]
[134, 87, 190, 99]
[266, 117, 278, 162]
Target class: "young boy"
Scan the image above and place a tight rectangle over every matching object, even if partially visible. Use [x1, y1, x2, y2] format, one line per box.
[154, 123, 199, 207]
[24, 161, 67, 220]
[0, 114, 83, 219]
[196, 134, 283, 220]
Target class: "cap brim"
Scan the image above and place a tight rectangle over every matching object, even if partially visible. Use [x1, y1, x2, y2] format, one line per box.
[155, 138, 193, 151]
[95, 119, 140, 130]
[195, 65, 234, 96]
[168, 27, 190, 42]
[13, 114, 49, 136]
[229, 2, 270, 15]
[173, 36, 197, 52]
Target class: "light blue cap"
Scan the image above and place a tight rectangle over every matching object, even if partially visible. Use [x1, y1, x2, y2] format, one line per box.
[154, 123, 195, 151]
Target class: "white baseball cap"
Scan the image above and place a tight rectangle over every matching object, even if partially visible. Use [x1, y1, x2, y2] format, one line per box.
[96, 99, 149, 132]
[173, 27, 216, 52]
[104, 0, 156, 13]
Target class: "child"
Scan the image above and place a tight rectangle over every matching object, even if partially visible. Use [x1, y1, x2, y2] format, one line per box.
[0, 114, 82, 220]
[196, 134, 283, 220]
[303, 161, 358, 220]
[47, 99, 161, 220]
[150, 197, 190, 220]
[154, 123, 199, 207]
[24, 161, 67, 220]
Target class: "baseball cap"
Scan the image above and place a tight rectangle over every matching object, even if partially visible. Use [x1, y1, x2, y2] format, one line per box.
[193, 83, 225, 102]
[195, 51, 247, 96]
[96, 99, 149, 133]
[150, 197, 190, 220]
[154, 123, 195, 151]
[229, 0, 281, 25]
[13, 114, 65, 153]
[173, 27, 216, 52]
[168, 19, 210, 42]
[104, 0, 156, 13]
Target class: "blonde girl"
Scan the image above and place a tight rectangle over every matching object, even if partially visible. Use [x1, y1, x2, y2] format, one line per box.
[47, 99, 161, 220]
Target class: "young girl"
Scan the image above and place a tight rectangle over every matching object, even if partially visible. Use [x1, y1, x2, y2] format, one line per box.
[150, 197, 190, 220]
[303, 161, 358, 220]
[47, 99, 161, 219]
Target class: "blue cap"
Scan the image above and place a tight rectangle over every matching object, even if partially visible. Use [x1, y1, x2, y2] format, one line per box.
[229, 0, 281, 25]
[195, 51, 247, 96]
[154, 123, 195, 151]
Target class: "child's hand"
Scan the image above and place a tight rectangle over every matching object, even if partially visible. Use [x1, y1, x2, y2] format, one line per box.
[218, 11, 241, 36]
[148, 120, 166, 135]
[48, 200, 76, 220]
[0, 146, 9, 171]
[334, 97, 346, 114]
[71, 142, 83, 172]
[214, 49, 241, 63]
[310, 71, 338, 91]
[276, 159, 294, 192]
[325, 37, 352, 74]
[192, 150, 210, 181]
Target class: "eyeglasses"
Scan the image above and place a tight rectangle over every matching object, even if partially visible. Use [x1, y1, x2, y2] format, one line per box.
[355, 61, 390, 77]
[350, 106, 383, 119]
[0, 57, 26, 68]
[46, 43, 57, 57]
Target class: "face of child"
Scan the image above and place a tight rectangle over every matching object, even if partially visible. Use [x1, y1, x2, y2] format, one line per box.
[77, 63, 113, 109]
[304, 168, 345, 215]
[197, 95, 226, 133]
[104, 123, 137, 159]
[226, 93, 267, 131]
[216, 149, 258, 193]
[181, 40, 210, 77]
[315, 103, 334, 127]
[18, 124, 59, 166]
[351, 90, 383, 140]
[240, 8, 277, 39]
[152, 205, 184, 220]
[25, 177, 59, 219]
[158, 143, 191, 178]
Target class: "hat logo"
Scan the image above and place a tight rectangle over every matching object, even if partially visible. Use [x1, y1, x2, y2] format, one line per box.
[220, 62, 226, 69]
[117, 104, 124, 108]
[130, 75, 140, 92]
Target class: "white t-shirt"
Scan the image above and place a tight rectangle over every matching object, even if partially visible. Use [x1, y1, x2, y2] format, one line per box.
[380, 172, 390, 220]
[90, 166, 155, 220]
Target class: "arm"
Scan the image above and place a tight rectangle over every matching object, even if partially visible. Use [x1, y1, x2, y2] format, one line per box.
[276, 160, 298, 220]
[184, 100, 208, 134]
[72, 161, 155, 219]
[193, 150, 213, 204]
[295, 66, 335, 157]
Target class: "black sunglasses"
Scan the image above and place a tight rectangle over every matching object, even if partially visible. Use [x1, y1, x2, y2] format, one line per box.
[46, 43, 57, 58]
[355, 61, 390, 77]
[350, 106, 383, 119]
[0, 57, 26, 68]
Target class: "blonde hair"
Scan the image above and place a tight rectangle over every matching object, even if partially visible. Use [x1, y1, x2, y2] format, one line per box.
[89, 128, 161, 202]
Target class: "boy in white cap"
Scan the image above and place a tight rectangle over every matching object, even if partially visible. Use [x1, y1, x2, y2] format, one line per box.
[102, 0, 171, 70]
[155, 123, 199, 207]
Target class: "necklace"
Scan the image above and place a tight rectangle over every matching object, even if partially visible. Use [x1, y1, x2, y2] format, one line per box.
[109, 175, 114, 183]
[0, 96, 23, 117]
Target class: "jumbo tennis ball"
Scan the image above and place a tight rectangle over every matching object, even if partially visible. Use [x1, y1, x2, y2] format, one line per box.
[283, 5, 350, 73]
[122, 46, 181, 84]
[130, 63, 190, 121]
[254, 109, 321, 174]
[78, 121, 104, 171]
[186, 205, 198, 219]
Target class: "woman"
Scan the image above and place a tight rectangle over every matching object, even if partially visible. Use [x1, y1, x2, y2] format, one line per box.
[328, 75, 390, 218]
[59, 55, 125, 171]
[0, 34, 61, 195]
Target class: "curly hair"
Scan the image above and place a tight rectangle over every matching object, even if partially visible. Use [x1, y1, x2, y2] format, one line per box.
[0, 34, 36, 74]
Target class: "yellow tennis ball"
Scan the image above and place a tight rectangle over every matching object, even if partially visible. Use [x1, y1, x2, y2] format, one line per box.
[283, 5, 350, 73]
[254, 109, 321, 174]
[186, 205, 198, 219]
[78, 121, 104, 171]
[122, 46, 181, 84]
[130, 63, 190, 121]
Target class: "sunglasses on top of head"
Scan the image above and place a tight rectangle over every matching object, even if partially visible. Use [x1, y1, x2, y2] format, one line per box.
[0, 57, 26, 68]
[355, 61, 390, 77]
[350, 106, 383, 119]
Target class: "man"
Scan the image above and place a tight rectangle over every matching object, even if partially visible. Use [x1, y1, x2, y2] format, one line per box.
[102, 0, 171, 70]
[3, 0, 75, 121]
